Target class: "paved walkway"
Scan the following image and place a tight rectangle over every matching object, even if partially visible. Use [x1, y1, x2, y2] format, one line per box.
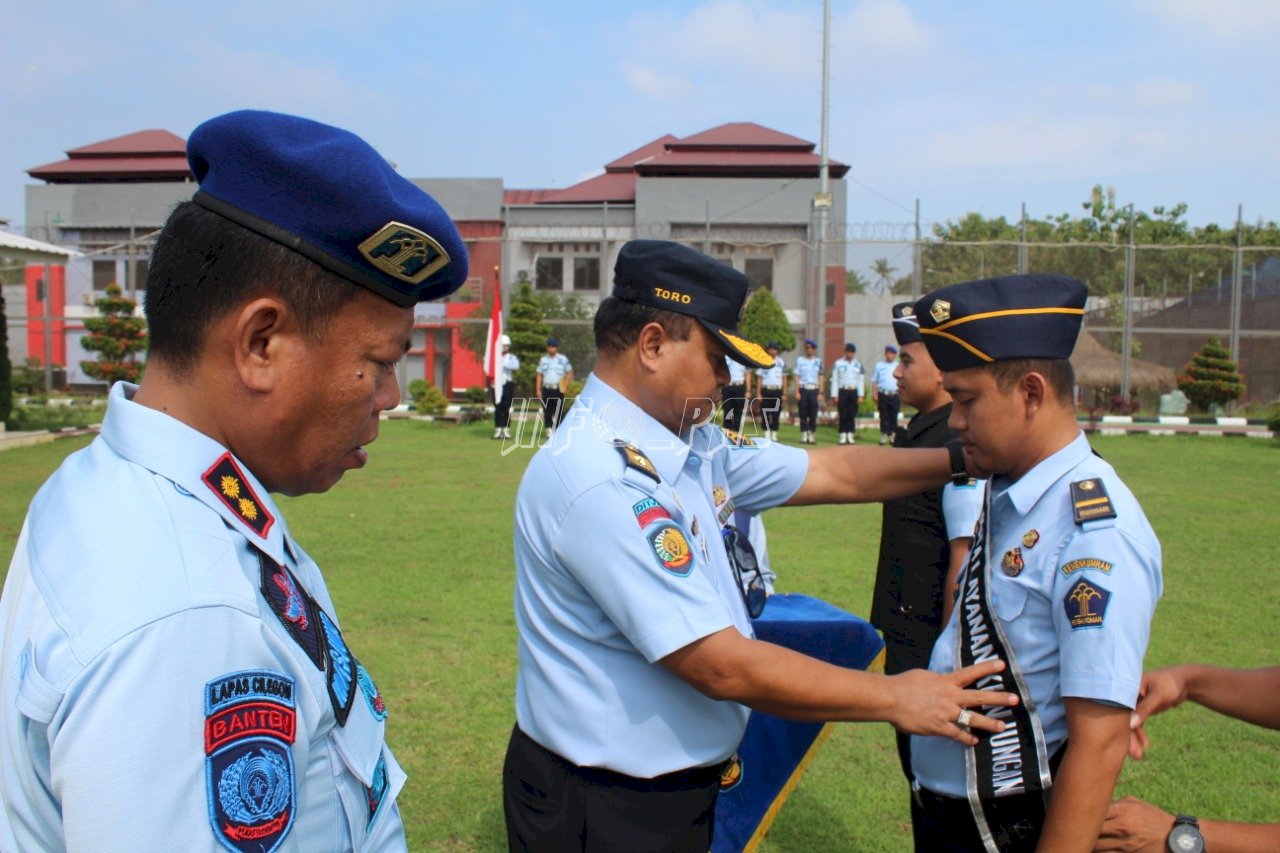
[0, 425, 100, 453]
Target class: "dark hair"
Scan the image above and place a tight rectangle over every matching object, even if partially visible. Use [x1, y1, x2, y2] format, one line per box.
[144, 202, 361, 373]
[984, 358, 1075, 405]
[593, 295, 696, 356]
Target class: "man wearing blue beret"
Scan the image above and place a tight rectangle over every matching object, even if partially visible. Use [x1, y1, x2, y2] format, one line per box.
[505, 239, 1022, 852]
[0, 110, 468, 851]
[793, 338, 824, 444]
[535, 337, 573, 439]
[908, 274, 1163, 852]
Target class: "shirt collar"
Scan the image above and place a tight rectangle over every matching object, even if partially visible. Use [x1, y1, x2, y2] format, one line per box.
[905, 403, 951, 442]
[577, 373, 691, 483]
[99, 382, 291, 563]
[996, 430, 1090, 516]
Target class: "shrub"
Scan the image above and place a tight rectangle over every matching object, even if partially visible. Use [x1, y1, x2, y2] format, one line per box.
[1177, 337, 1244, 413]
[464, 385, 488, 404]
[407, 379, 448, 416]
[81, 284, 147, 385]
[8, 399, 107, 431]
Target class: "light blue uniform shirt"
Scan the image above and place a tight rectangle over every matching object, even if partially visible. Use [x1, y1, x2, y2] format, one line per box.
[499, 352, 520, 385]
[513, 374, 809, 778]
[724, 356, 747, 385]
[537, 352, 572, 387]
[830, 358, 864, 394]
[912, 432, 1162, 797]
[794, 356, 823, 387]
[942, 479, 984, 541]
[756, 358, 786, 389]
[1, 383, 406, 851]
[871, 359, 899, 394]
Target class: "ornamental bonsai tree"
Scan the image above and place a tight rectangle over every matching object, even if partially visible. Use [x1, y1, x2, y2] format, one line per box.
[81, 283, 147, 385]
[1177, 336, 1244, 413]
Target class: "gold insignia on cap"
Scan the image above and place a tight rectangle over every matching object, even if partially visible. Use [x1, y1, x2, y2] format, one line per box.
[719, 331, 774, 367]
[901, 305, 914, 316]
[359, 221, 451, 284]
[930, 299, 951, 323]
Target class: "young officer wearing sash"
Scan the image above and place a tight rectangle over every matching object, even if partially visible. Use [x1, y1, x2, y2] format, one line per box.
[909, 274, 1163, 853]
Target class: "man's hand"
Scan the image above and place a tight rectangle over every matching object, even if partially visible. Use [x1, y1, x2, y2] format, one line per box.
[885, 660, 1019, 745]
[1094, 796, 1174, 852]
[1128, 666, 1191, 759]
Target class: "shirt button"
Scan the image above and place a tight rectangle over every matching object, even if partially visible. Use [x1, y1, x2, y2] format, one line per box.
[686, 455, 701, 469]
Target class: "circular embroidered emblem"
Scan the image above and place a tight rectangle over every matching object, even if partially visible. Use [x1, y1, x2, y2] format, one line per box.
[719, 754, 743, 790]
[648, 523, 693, 576]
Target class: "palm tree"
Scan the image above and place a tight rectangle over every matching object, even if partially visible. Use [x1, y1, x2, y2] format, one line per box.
[872, 258, 898, 294]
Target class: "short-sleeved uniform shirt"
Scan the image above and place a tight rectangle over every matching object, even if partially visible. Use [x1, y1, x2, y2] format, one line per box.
[871, 360, 899, 394]
[793, 356, 823, 387]
[500, 352, 520, 385]
[537, 353, 572, 388]
[911, 432, 1162, 797]
[830, 358, 864, 394]
[512, 374, 809, 778]
[0, 382, 406, 851]
[724, 356, 747, 386]
[756, 359, 786, 389]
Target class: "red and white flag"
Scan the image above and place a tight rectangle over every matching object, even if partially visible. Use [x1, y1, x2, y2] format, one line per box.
[482, 285, 504, 403]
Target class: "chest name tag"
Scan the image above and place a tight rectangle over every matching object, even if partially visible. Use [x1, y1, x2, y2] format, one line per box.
[1070, 478, 1117, 525]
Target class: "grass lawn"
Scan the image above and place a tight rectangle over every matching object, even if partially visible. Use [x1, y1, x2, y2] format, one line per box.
[2, 421, 1278, 850]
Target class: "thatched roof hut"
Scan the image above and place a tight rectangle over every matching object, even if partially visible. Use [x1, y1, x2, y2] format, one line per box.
[1071, 331, 1177, 392]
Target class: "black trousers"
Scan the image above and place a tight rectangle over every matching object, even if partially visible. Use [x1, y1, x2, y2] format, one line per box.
[877, 392, 900, 435]
[495, 382, 515, 428]
[837, 389, 860, 433]
[797, 388, 819, 431]
[503, 726, 721, 853]
[721, 384, 747, 431]
[758, 389, 783, 432]
[542, 389, 565, 429]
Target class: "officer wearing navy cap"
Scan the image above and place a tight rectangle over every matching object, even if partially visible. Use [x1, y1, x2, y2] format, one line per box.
[828, 342, 863, 444]
[535, 336, 573, 437]
[0, 110, 467, 850]
[793, 338, 824, 444]
[754, 341, 787, 441]
[505, 239, 1021, 852]
[871, 302, 984, 846]
[908, 274, 1163, 852]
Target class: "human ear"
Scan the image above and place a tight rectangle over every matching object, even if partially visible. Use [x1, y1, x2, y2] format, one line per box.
[635, 322, 666, 374]
[232, 297, 297, 393]
[1021, 371, 1049, 414]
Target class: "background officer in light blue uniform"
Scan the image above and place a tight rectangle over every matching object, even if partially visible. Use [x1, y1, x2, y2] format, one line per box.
[535, 337, 573, 436]
[754, 342, 786, 441]
[504, 239, 1020, 852]
[793, 338, 824, 444]
[0, 111, 470, 851]
[722, 355, 750, 432]
[829, 342, 863, 445]
[871, 344, 901, 444]
[909, 275, 1163, 852]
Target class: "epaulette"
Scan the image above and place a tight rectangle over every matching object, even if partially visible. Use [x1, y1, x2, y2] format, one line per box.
[1070, 477, 1117, 525]
[719, 427, 757, 448]
[617, 443, 660, 484]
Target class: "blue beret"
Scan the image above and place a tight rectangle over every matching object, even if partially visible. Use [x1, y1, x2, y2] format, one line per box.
[914, 274, 1087, 371]
[843, 342, 856, 352]
[804, 338, 817, 348]
[612, 240, 774, 369]
[546, 337, 559, 347]
[891, 301, 922, 346]
[187, 110, 468, 307]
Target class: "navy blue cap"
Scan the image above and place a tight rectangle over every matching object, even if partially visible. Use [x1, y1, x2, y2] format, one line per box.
[804, 338, 817, 348]
[612, 239, 774, 369]
[187, 110, 468, 307]
[766, 341, 781, 351]
[546, 337, 559, 347]
[914, 274, 1088, 371]
[891, 301, 922, 346]
[843, 342, 856, 352]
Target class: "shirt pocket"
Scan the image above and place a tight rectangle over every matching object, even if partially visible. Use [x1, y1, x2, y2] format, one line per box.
[992, 576, 1029, 624]
[325, 709, 405, 848]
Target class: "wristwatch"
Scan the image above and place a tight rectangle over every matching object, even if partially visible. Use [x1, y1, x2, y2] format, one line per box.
[944, 440, 970, 487]
[1167, 814, 1204, 853]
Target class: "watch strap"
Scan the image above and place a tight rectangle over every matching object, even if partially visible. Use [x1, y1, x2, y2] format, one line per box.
[945, 439, 969, 486]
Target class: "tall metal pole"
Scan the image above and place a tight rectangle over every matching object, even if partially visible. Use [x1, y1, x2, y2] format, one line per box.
[41, 263, 53, 392]
[809, 0, 831, 344]
[1228, 204, 1243, 363]
[703, 199, 711, 254]
[128, 212, 137, 301]
[1120, 204, 1135, 402]
[1018, 202, 1028, 274]
[911, 199, 921, 299]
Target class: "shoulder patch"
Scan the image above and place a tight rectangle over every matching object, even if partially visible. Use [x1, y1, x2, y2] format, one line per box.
[647, 522, 694, 576]
[203, 452, 274, 538]
[1070, 478, 1117, 525]
[1063, 580, 1111, 629]
[719, 427, 757, 448]
[1061, 557, 1113, 576]
[618, 444, 660, 483]
[205, 670, 297, 853]
[633, 497, 672, 528]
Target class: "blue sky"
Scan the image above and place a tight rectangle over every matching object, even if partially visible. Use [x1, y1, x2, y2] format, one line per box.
[2, 0, 1278, 237]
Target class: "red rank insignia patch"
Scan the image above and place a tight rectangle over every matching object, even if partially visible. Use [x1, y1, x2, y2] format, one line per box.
[203, 452, 274, 538]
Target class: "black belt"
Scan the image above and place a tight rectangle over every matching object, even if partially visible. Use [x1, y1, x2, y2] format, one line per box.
[514, 726, 727, 792]
[761, 386, 782, 391]
[878, 391, 898, 397]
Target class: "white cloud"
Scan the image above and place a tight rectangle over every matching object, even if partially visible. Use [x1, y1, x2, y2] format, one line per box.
[1136, 0, 1280, 41]
[621, 61, 694, 101]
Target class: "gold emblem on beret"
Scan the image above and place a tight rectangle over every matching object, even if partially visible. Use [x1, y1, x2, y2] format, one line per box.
[359, 221, 451, 284]
[930, 299, 951, 323]
[901, 305, 914, 316]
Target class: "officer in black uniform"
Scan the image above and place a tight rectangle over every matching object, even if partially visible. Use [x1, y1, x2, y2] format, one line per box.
[870, 302, 983, 848]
